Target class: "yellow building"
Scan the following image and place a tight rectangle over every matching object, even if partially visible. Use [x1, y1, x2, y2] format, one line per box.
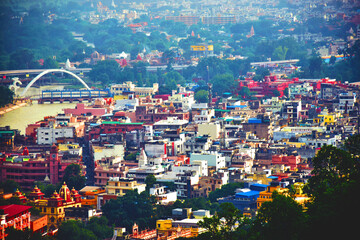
[110, 81, 158, 97]
[244, 173, 273, 185]
[293, 182, 311, 206]
[156, 219, 205, 238]
[106, 177, 146, 196]
[157, 219, 173, 235]
[33, 183, 82, 231]
[256, 184, 289, 209]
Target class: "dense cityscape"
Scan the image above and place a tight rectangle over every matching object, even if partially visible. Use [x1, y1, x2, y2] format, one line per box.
[0, 0, 360, 239]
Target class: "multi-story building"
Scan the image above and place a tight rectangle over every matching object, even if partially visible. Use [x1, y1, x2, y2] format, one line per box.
[256, 182, 289, 209]
[175, 171, 199, 198]
[184, 135, 212, 155]
[281, 100, 302, 123]
[202, 16, 236, 25]
[110, 81, 159, 97]
[106, 177, 146, 196]
[94, 162, 128, 187]
[193, 109, 215, 123]
[135, 105, 190, 123]
[78, 186, 106, 209]
[272, 155, 301, 171]
[337, 93, 356, 113]
[190, 152, 226, 170]
[218, 183, 268, 213]
[35, 114, 85, 145]
[242, 118, 272, 140]
[88, 121, 144, 141]
[127, 165, 166, 183]
[0, 144, 82, 190]
[149, 185, 177, 205]
[0, 204, 32, 240]
[197, 122, 221, 140]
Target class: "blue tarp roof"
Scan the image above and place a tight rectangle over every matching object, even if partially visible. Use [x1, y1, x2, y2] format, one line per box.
[227, 105, 247, 109]
[235, 190, 260, 197]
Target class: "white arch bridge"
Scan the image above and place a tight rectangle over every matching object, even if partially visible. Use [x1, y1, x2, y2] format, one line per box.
[20, 69, 91, 97]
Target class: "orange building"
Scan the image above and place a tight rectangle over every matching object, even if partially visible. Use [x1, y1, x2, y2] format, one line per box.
[256, 183, 289, 209]
[30, 215, 48, 236]
[78, 186, 106, 209]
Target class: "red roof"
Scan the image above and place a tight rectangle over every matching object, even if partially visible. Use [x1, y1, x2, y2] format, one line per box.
[0, 204, 32, 219]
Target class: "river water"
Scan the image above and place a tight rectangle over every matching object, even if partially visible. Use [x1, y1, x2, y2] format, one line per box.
[0, 86, 77, 134]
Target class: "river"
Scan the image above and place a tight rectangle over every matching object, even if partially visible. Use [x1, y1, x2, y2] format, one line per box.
[0, 86, 77, 134]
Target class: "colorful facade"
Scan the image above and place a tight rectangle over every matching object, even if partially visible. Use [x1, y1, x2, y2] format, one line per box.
[33, 183, 81, 231]
[257, 184, 289, 209]
[0, 204, 32, 240]
[0, 144, 82, 190]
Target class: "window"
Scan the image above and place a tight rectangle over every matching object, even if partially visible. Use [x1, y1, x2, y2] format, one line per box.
[51, 208, 54, 213]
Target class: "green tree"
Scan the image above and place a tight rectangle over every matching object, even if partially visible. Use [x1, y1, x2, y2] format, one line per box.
[8, 48, 39, 69]
[0, 179, 19, 193]
[251, 192, 307, 240]
[209, 182, 244, 202]
[199, 202, 250, 240]
[6, 227, 47, 240]
[272, 46, 288, 60]
[0, 86, 14, 107]
[272, 89, 281, 97]
[62, 163, 86, 190]
[194, 90, 209, 103]
[42, 57, 59, 69]
[343, 134, 360, 156]
[102, 190, 157, 232]
[88, 60, 121, 84]
[304, 140, 360, 239]
[145, 174, 157, 191]
[210, 74, 236, 96]
[57, 220, 97, 240]
[308, 54, 324, 78]
[253, 67, 270, 81]
[238, 86, 251, 99]
[86, 217, 113, 240]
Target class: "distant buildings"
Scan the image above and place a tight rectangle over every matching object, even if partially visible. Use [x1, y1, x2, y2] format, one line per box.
[0, 144, 82, 190]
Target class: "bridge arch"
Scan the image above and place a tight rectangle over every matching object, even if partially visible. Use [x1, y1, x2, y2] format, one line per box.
[20, 69, 91, 97]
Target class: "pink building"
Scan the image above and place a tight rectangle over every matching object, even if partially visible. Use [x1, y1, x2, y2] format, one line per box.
[272, 155, 301, 170]
[63, 103, 106, 116]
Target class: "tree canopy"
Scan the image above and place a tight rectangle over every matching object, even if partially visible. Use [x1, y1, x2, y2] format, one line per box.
[62, 163, 86, 190]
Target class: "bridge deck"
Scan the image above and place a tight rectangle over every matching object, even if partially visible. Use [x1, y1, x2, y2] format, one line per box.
[0, 68, 91, 76]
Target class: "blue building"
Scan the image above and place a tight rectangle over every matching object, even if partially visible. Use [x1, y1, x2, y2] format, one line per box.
[218, 183, 268, 211]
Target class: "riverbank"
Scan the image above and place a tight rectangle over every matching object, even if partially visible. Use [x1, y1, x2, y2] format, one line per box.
[0, 100, 30, 116]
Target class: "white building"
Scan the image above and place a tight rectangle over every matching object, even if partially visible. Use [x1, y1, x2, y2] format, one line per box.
[149, 185, 177, 205]
[111, 81, 159, 96]
[167, 93, 195, 112]
[127, 165, 166, 183]
[92, 143, 125, 162]
[337, 93, 356, 113]
[190, 152, 226, 170]
[193, 109, 215, 123]
[298, 135, 341, 148]
[37, 126, 74, 145]
[153, 117, 189, 131]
